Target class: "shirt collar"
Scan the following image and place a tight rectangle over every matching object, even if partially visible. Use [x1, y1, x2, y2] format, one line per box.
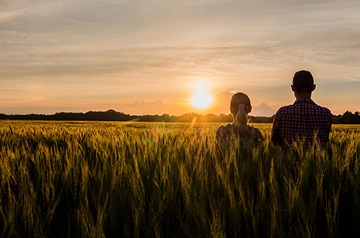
[294, 98, 315, 105]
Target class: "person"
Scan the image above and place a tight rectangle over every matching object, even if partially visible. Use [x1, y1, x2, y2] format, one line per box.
[271, 70, 332, 149]
[216, 92, 263, 146]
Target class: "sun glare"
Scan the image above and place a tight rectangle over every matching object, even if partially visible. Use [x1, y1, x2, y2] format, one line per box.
[190, 83, 214, 110]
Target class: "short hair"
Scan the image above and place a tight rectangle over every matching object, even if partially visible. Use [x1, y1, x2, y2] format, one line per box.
[292, 70, 314, 92]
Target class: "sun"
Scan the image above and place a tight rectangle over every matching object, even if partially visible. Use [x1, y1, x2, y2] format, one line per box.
[190, 83, 214, 109]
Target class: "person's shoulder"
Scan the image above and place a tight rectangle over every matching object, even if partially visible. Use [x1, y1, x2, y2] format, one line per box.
[216, 124, 233, 138]
[314, 102, 332, 115]
[217, 123, 233, 131]
[321, 106, 332, 121]
[321, 106, 331, 115]
[247, 125, 263, 138]
[275, 104, 293, 116]
[248, 125, 260, 132]
[322, 107, 332, 117]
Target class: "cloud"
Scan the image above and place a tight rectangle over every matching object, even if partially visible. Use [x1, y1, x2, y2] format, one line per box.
[119, 101, 170, 115]
[1, 0, 359, 115]
[0, 9, 27, 23]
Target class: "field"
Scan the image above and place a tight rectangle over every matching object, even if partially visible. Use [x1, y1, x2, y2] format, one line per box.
[0, 121, 359, 237]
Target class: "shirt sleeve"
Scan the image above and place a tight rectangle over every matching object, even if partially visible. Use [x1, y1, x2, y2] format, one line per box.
[325, 109, 332, 143]
[271, 110, 284, 146]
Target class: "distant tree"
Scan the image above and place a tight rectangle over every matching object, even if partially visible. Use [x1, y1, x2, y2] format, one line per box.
[330, 111, 360, 124]
[157, 114, 178, 122]
[178, 113, 201, 122]
[340, 111, 360, 124]
[332, 114, 342, 124]
[2, 110, 359, 123]
[204, 113, 221, 122]
[218, 114, 233, 123]
[139, 115, 156, 122]
[0, 114, 8, 119]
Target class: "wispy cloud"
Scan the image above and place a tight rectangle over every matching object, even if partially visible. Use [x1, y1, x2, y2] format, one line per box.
[1, 0, 359, 115]
[0, 9, 27, 23]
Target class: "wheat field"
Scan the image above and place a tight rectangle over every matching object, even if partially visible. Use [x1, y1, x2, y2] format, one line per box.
[0, 121, 359, 237]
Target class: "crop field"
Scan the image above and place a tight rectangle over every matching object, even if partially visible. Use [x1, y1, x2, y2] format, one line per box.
[0, 121, 359, 237]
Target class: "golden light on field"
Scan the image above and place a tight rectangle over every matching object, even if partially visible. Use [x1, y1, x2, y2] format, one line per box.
[190, 82, 214, 110]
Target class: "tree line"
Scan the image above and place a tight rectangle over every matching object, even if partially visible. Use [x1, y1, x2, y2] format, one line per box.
[0, 109, 359, 124]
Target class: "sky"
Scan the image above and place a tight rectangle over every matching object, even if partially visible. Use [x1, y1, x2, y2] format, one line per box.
[1, 0, 359, 116]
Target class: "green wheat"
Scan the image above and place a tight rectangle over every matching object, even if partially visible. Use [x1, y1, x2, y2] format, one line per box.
[0, 121, 359, 237]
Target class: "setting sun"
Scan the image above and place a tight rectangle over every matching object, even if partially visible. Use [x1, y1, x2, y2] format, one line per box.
[190, 83, 214, 109]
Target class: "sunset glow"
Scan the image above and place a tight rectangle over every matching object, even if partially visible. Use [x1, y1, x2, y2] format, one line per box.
[190, 83, 214, 110]
[0, 0, 359, 116]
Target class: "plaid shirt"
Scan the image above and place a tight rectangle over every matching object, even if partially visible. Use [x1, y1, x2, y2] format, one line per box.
[271, 98, 332, 148]
[216, 124, 263, 146]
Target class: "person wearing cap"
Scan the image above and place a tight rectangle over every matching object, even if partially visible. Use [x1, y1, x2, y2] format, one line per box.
[271, 70, 332, 149]
[216, 92, 263, 146]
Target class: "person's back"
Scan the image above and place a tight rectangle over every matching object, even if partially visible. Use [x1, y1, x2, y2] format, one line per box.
[217, 92, 263, 146]
[271, 98, 332, 147]
[271, 70, 332, 148]
[217, 123, 263, 146]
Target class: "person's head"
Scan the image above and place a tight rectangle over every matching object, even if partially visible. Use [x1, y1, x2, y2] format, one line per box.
[291, 70, 316, 99]
[230, 92, 251, 133]
[230, 92, 252, 115]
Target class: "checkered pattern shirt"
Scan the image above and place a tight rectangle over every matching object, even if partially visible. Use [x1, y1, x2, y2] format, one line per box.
[216, 124, 263, 146]
[271, 98, 332, 148]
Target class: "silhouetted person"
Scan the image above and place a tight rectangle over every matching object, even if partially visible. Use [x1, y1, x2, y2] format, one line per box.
[271, 70, 332, 149]
[216, 92, 263, 145]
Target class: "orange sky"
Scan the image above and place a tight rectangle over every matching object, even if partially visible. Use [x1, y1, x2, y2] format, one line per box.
[1, 0, 359, 116]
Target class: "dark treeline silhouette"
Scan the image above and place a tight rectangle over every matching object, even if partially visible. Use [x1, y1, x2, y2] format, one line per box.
[0, 109, 359, 124]
[332, 111, 360, 124]
[0, 109, 132, 121]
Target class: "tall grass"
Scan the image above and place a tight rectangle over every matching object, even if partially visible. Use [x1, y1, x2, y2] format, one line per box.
[0, 121, 359, 237]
